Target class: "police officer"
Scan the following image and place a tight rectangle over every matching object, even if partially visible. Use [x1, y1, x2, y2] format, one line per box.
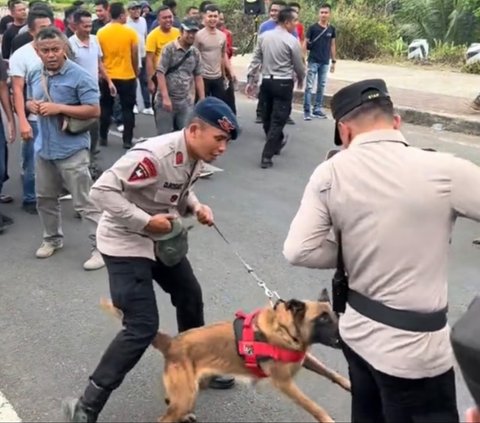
[245, 7, 305, 169]
[63, 97, 239, 423]
[283, 78, 480, 422]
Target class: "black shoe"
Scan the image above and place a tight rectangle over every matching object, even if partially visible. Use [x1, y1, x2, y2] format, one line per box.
[0, 212, 13, 226]
[123, 142, 132, 150]
[275, 134, 289, 155]
[63, 398, 98, 423]
[22, 202, 38, 215]
[255, 116, 262, 124]
[286, 116, 295, 125]
[208, 375, 235, 390]
[99, 138, 108, 146]
[261, 157, 273, 169]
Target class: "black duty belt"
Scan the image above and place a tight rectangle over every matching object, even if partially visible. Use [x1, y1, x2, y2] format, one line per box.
[347, 289, 448, 332]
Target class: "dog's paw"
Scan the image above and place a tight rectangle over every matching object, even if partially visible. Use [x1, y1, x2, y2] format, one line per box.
[180, 413, 197, 423]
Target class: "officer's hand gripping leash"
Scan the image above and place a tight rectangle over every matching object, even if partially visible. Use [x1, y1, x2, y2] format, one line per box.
[212, 223, 281, 306]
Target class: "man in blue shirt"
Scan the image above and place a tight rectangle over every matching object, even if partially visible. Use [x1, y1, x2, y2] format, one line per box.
[27, 26, 104, 270]
[303, 3, 336, 120]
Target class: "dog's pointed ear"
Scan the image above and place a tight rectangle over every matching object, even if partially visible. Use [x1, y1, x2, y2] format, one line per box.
[319, 288, 331, 303]
[285, 299, 306, 319]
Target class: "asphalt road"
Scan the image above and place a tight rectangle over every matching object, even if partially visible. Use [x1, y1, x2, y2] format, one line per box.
[1, 96, 480, 422]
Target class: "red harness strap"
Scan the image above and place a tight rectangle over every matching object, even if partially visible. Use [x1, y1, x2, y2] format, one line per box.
[235, 310, 306, 378]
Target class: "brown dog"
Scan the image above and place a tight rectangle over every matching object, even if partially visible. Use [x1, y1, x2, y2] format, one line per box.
[100, 289, 350, 423]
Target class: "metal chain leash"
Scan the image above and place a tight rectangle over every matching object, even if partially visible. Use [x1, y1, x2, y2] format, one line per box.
[213, 223, 281, 305]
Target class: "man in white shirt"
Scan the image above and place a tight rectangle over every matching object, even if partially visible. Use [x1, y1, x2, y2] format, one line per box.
[9, 9, 52, 214]
[69, 9, 116, 179]
[126, 0, 153, 115]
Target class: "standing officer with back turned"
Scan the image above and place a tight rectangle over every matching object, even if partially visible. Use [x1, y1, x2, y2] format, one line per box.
[283, 78, 480, 423]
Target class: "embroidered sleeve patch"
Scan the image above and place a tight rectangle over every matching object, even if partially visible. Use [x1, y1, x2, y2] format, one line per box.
[128, 157, 157, 182]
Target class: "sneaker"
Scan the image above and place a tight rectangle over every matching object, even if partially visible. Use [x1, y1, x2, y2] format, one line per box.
[63, 398, 98, 423]
[142, 107, 154, 115]
[255, 116, 262, 124]
[0, 212, 14, 226]
[286, 116, 295, 125]
[0, 194, 13, 203]
[208, 375, 235, 390]
[83, 249, 105, 271]
[22, 202, 37, 215]
[133, 105, 139, 114]
[117, 124, 124, 132]
[313, 110, 327, 119]
[36, 241, 63, 259]
[304, 113, 312, 121]
[59, 194, 72, 201]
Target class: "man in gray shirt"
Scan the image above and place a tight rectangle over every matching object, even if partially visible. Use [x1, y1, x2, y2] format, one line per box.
[246, 7, 305, 169]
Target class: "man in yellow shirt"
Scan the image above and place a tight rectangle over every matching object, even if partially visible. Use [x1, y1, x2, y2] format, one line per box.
[97, 2, 139, 149]
[145, 5, 179, 105]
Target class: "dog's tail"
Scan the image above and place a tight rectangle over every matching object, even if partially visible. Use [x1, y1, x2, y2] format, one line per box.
[151, 332, 172, 355]
[99, 297, 124, 320]
[99, 297, 172, 354]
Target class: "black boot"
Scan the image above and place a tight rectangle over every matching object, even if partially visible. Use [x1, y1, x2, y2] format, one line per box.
[63, 380, 111, 423]
[208, 375, 235, 390]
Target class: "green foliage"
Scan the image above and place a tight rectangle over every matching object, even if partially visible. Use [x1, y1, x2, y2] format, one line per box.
[462, 61, 480, 74]
[395, 0, 480, 45]
[383, 36, 408, 58]
[332, 4, 397, 60]
[429, 39, 467, 65]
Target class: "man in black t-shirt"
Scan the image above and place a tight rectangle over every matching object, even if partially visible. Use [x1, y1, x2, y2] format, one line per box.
[303, 3, 336, 120]
[92, 0, 110, 35]
[1, 0, 26, 59]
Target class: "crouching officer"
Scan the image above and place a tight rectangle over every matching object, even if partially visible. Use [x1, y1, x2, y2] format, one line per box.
[63, 96, 239, 423]
[283, 78, 480, 422]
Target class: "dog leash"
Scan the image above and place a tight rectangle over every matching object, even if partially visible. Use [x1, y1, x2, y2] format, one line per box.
[212, 223, 281, 306]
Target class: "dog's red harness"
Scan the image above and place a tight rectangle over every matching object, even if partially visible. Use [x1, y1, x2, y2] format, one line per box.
[234, 310, 306, 378]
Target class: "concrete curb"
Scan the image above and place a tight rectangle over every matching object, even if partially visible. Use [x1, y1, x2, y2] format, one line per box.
[237, 80, 480, 136]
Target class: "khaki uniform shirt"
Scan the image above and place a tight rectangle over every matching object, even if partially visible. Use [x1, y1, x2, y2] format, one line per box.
[283, 129, 480, 379]
[90, 131, 202, 261]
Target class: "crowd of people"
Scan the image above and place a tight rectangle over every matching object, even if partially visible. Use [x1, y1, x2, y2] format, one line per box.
[0, 0, 242, 243]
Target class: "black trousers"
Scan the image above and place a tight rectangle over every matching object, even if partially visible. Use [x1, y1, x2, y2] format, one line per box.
[342, 342, 459, 423]
[260, 78, 293, 159]
[99, 78, 136, 146]
[89, 254, 204, 392]
[224, 78, 236, 115]
[203, 77, 226, 102]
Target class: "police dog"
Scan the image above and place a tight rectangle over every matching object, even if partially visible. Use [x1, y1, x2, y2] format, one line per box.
[100, 289, 350, 423]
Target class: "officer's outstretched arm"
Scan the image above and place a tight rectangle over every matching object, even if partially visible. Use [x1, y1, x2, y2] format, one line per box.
[451, 156, 480, 221]
[90, 153, 160, 232]
[283, 163, 337, 269]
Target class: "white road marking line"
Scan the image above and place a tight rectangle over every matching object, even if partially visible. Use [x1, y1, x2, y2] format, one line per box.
[0, 391, 21, 422]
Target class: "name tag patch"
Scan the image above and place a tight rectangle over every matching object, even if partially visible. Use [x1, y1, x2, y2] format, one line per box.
[163, 182, 183, 190]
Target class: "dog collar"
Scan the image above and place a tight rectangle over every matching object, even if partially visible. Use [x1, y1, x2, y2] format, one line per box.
[233, 309, 306, 378]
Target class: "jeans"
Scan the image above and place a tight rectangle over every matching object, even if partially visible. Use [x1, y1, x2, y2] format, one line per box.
[342, 341, 459, 423]
[21, 121, 37, 205]
[139, 58, 151, 109]
[154, 101, 192, 135]
[0, 118, 7, 194]
[260, 78, 294, 159]
[303, 62, 329, 114]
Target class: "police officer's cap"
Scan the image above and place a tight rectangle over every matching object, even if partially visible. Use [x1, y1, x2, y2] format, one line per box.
[331, 79, 392, 146]
[192, 97, 240, 140]
[451, 296, 480, 408]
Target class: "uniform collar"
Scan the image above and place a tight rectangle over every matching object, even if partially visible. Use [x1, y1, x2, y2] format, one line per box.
[173, 130, 196, 168]
[350, 129, 409, 147]
[173, 38, 189, 51]
[43, 59, 71, 76]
